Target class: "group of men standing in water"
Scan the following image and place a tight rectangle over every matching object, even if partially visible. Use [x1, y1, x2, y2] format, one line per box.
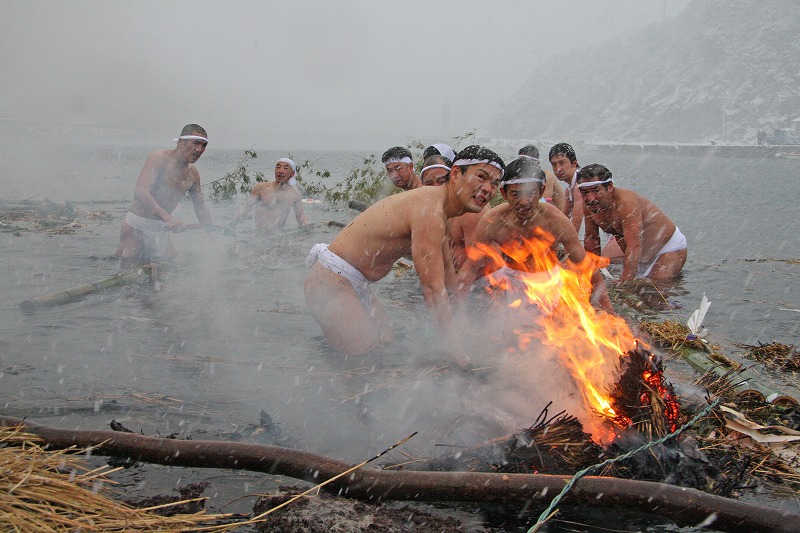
[115, 124, 687, 362]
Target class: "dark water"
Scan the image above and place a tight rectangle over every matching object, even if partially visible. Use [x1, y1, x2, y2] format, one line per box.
[1, 141, 799, 529]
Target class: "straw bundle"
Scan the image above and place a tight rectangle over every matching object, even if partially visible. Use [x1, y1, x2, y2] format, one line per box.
[735, 341, 799, 370]
[0, 425, 232, 532]
[639, 319, 738, 367]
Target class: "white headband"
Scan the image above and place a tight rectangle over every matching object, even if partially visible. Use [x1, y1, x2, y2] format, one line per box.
[277, 157, 298, 186]
[503, 177, 545, 185]
[518, 154, 540, 163]
[420, 164, 451, 176]
[452, 158, 505, 177]
[577, 178, 613, 189]
[385, 157, 412, 164]
[430, 143, 456, 163]
[174, 135, 208, 143]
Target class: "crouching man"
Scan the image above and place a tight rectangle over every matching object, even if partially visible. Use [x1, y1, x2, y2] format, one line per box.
[304, 145, 505, 362]
[455, 157, 614, 315]
[577, 163, 687, 281]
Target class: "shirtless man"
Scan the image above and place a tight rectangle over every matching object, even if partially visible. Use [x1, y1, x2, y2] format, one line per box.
[456, 157, 613, 314]
[232, 157, 309, 232]
[419, 153, 452, 187]
[577, 163, 687, 281]
[381, 146, 421, 191]
[548, 142, 583, 233]
[305, 145, 505, 357]
[518, 144, 565, 212]
[115, 124, 213, 267]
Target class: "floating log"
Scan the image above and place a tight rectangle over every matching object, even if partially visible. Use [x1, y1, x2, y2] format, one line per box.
[19, 265, 153, 312]
[0, 416, 796, 533]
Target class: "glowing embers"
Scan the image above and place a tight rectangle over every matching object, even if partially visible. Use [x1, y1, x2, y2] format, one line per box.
[609, 341, 681, 437]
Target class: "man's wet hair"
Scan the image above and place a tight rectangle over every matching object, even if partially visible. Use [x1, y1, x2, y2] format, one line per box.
[181, 124, 207, 136]
[548, 142, 577, 164]
[502, 157, 546, 191]
[381, 146, 413, 163]
[577, 163, 613, 188]
[423, 154, 450, 167]
[518, 144, 539, 159]
[452, 145, 505, 172]
[422, 145, 453, 166]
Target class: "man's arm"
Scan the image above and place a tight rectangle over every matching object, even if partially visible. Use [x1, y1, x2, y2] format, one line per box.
[571, 191, 584, 234]
[293, 196, 310, 226]
[454, 213, 494, 303]
[582, 210, 602, 256]
[442, 234, 458, 295]
[550, 176, 566, 212]
[618, 197, 644, 281]
[562, 185, 573, 217]
[188, 174, 213, 226]
[556, 216, 614, 314]
[232, 187, 260, 226]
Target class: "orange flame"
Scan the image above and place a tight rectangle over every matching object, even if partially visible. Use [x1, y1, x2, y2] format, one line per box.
[471, 228, 635, 440]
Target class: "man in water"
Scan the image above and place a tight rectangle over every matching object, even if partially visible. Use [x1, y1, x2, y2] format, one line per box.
[418, 151, 477, 270]
[231, 157, 309, 232]
[548, 142, 583, 232]
[577, 163, 687, 281]
[419, 153, 452, 187]
[518, 144, 565, 212]
[305, 145, 505, 360]
[455, 157, 614, 314]
[115, 124, 214, 267]
[381, 146, 421, 190]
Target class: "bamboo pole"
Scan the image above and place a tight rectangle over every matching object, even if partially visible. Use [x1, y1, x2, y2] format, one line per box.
[1, 416, 796, 533]
[19, 265, 153, 312]
[680, 348, 795, 403]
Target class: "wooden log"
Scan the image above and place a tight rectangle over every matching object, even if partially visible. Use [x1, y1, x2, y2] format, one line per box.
[0, 415, 796, 532]
[19, 265, 152, 312]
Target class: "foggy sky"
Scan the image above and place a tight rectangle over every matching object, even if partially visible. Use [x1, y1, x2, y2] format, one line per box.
[1, 0, 690, 150]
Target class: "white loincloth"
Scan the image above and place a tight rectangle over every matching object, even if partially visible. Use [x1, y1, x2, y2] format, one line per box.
[492, 264, 563, 316]
[306, 243, 373, 311]
[639, 227, 687, 278]
[125, 211, 169, 258]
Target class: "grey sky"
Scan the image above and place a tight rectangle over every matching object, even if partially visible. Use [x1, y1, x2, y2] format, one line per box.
[1, 0, 689, 150]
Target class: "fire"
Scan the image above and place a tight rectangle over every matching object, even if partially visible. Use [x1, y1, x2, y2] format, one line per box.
[468, 229, 637, 440]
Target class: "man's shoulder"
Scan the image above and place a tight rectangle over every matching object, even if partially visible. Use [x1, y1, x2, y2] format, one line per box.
[252, 181, 273, 193]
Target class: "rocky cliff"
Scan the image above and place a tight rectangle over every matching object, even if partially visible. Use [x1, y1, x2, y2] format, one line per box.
[488, 0, 800, 145]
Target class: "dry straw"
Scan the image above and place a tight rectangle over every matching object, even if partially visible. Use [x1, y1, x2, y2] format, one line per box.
[0, 425, 234, 532]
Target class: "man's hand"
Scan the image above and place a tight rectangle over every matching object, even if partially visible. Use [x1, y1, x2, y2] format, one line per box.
[164, 215, 185, 232]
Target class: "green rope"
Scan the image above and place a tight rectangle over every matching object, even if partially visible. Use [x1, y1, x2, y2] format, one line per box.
[527, 397, 721, 532]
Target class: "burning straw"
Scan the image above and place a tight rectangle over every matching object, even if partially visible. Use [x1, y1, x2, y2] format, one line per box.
[0, 425, 233, 532]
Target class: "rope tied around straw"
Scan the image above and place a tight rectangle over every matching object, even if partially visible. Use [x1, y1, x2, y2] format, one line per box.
[528, 397, 722, 532]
